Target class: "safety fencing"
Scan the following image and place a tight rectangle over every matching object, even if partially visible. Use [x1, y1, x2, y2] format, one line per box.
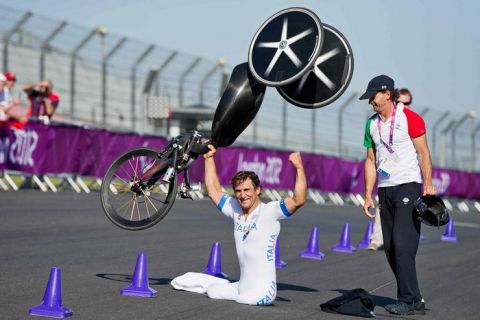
[2, 5, 479, 171]
[1, 122, 480, 212]
[0, 4, 226, 133]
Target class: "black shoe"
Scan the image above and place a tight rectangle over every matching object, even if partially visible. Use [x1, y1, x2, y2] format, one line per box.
[414, 300, 426, 314]
[385, 301, 415, 315]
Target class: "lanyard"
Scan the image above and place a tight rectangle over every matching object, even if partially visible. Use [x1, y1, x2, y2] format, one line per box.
[377, 103, 397, 154]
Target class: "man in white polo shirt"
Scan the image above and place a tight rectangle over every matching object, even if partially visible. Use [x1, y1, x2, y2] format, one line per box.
[360, 75, 436, 316]
[368, 87, 415, 251]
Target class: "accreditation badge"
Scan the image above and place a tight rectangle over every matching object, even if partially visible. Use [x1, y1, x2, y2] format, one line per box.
[377, 153, 399, 178]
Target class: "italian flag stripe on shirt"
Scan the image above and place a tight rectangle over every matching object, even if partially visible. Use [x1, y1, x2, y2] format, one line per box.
[403, 107, 426, 138]
[363, 114, 376, 148]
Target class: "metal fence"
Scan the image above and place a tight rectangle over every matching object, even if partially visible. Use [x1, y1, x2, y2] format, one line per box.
[1, 4, 479, 171]
[0, 5, 227, 133]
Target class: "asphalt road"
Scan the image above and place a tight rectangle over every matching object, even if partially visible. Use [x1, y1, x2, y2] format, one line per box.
[1, 191, 479, 320]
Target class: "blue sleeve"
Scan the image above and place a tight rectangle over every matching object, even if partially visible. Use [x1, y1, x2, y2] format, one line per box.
[279, 199, 292, 217]
[216, 194, 236, 220]
[216, 194, 229, 211]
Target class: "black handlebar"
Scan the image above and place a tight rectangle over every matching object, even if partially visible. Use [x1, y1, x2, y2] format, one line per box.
[188, 140, 210, 155]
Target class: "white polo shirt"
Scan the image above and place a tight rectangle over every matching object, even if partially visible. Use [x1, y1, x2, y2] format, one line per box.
[363, 103, 426, 187]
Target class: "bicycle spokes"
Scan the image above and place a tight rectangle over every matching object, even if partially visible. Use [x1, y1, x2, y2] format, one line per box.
[101, 148, 178, 230]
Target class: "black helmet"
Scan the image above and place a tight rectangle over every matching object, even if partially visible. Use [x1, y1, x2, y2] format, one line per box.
[414, 195, 450, 227]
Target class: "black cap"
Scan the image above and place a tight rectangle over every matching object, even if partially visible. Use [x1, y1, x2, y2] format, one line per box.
[359, 75, 395, 100]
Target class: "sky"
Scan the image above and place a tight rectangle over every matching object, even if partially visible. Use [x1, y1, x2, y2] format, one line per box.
[3, 0, 480, 118]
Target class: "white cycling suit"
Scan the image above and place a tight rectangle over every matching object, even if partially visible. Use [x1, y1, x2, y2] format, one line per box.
[207, 194, 291, 305]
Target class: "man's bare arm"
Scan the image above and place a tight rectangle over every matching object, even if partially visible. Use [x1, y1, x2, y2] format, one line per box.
[284, 152, 307, 214]
[23, 82, 37, 95]
[412, 134, 436, 195]
[44, 98, 55, 117]
[204, 145, 224, 205]
[363, 148, 377, 218]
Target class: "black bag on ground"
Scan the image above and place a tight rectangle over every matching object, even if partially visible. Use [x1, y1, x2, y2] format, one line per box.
[320, 288, 375, 318]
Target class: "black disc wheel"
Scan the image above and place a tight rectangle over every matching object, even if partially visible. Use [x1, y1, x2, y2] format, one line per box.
[100, 148, 178, 231]
[248, 7, 324, 87]
[276, 23, 354, 108]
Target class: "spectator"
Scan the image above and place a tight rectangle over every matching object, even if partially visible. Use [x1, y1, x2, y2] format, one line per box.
[396, 88, 412, 108]
[0, 73, 12, 123]
[367, 206, 383, 250]
[5, 72, 21, 107]
[3, 72, 27, 129]
[23, 80, 59, 124]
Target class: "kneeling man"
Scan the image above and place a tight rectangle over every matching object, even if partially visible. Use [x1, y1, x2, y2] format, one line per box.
[171, 145, 306, 305]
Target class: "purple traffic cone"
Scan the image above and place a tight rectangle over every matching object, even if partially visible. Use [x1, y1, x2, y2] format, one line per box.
[332, 223, 356, 253]
[299, 227, 325, 260]
[202, 242, 228, 279]
[357, 221, 374, 249]
[441, 218, 457, 242]
[29, 267, 73, 318]
[275, 238, 287, 268]
[120, 252, 157, 297]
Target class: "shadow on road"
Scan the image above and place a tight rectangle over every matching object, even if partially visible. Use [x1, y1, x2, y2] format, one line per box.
[277, 282, 318, 292]
[96, 273, 172, 285]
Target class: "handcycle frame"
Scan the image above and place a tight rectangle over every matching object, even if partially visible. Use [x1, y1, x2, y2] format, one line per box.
[100, 131, 209, 231]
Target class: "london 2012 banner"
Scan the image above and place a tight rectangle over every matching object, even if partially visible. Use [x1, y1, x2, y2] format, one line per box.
[1, 122, 479, 199]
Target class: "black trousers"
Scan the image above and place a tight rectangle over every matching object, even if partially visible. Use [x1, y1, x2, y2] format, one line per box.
[378, 182, 422, 303]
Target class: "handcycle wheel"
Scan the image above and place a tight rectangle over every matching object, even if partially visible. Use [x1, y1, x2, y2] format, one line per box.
[100, 148, 178, 231]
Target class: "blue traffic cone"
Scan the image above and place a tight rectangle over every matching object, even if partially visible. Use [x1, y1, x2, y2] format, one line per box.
[121, 252, 157, 297]
[203, 242, 228, 279]
[441, 218, 457, 242]
[275, 238, 287, 268]
[357, 221, 374, 249]
[299, 227, 325, 260]
[29, 267, 73, 318]
[332, 223, 356, 253]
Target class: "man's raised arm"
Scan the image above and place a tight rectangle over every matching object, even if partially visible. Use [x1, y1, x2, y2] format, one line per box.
[284, 152, 307, 214]
[204, 145, 224, 205]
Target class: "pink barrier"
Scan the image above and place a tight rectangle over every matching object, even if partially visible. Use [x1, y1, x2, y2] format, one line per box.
[1, 122, 479, 198]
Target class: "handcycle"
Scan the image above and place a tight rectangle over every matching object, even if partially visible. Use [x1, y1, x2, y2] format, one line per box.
[100, 131, 210, 231]
[100, 62, 267, 231]
[100, 7, 354, 231]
